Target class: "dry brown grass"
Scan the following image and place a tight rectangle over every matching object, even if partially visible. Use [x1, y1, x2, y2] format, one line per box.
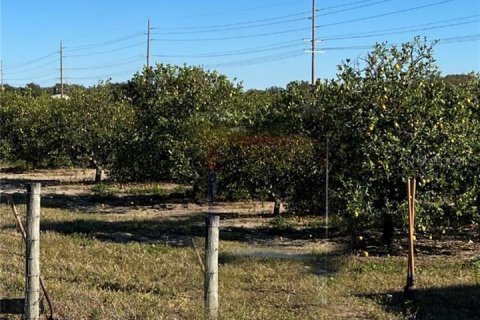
[1, 205, 479, 320]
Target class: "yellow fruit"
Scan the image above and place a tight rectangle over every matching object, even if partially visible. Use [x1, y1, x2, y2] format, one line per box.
[362, 251, 369, 257]
[467, 98, 472, 104]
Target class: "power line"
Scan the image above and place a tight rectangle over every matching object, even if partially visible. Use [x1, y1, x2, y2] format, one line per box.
[318, 0, 384, 11]
[320, 33, 480, 51]
[4, 71, 57, 81]
[64, 32, 144, 52]
[154, 12, 309, 30]
[153, 1, 453, 42]
[162, 0, 382, 20]
[202, 50, 304, 69]
[3, 59, 58, 75]
[314, 0, 394, 17]
[137, 15, 479, 63]
[4, 78, 58, 87]
[65, 42, 144, 58]
[153, 1, 391, 32]
[317, 0, 453, 28]
[153, 27, 310, 42]
[155, 40, 303, 58]
[153, 17, 308, 35]
[2, 52, 57, 69]
[65, 67, 140, 80]
[65, 56, 141, 71]
[153, 0, 394, 35]
[321, 15, 479, 40]
[63, 21, 146, 43]
[160, 0, 309, 20]
[323, 19, 479, 42]
[439, 33, 480, 43]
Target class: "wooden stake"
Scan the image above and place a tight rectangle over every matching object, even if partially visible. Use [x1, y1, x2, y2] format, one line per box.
[410, 178, 416, 278]
[404, 178, 418, 300]
[192, 237, 205, 273]
[25, 183, 41, 320]
[205, 215, 219, 320]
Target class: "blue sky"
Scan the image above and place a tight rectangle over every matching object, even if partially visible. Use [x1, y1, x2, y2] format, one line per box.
[1, 0, 479, 89]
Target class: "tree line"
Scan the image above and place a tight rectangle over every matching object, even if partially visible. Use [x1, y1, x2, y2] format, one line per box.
[1, 38, 478, 234]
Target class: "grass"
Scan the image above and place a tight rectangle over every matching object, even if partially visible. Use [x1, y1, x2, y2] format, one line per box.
[269, 215, 294, 230]
[1, 205, 479, 319]
[90, 182, 189, 198]
[90, 182, 115, 197]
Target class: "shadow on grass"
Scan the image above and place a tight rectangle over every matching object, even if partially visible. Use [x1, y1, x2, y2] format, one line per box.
[39, 215, 338, 247]
[219, 249, 346, 277]
[40, 215, 205, 247]
[359, 284, 480, 320]
[0, 177, 63, 189]
[0, 189, 193, 213]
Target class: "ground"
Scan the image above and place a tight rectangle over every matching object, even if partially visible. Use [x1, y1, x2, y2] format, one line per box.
[0, 167, 479, 319]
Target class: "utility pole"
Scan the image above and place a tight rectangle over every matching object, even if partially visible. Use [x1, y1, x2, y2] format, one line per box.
[1, 60, 4, 90]
[325, 138, 329, 238]
[146, 18, 151, 68]
[311, 0, 316, 85]
[60, 41, 64, 98]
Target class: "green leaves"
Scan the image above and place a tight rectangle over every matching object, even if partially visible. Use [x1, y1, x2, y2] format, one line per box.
[110, 64, 242, 183]
[305, 38, 480, 230]
[1, 39, 477, 231]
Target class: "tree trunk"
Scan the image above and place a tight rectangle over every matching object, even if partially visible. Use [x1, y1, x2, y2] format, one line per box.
[95, 166, 103, 183]
[273, 199, 281, 217]
[382, 213, 394, 245]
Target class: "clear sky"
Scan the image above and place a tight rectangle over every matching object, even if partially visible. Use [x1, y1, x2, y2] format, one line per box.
[1, 0, 479, 89]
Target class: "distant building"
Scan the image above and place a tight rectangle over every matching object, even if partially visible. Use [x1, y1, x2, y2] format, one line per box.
[51, 94, 70, 100]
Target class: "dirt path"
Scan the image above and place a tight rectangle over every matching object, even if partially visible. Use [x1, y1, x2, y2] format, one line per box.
[1, 167, 478, 258]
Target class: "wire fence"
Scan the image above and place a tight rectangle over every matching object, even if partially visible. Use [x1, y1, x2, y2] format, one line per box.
[0, 193, 27, 318]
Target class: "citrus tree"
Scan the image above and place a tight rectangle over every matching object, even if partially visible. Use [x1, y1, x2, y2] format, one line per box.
[66, 83, 135, 181]
[0, 90, 73, 167]
[111, 64, 243, 185]
[308, 37, 480, 236]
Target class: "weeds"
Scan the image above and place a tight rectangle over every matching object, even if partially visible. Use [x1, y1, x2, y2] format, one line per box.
[90, 182, 114, 196]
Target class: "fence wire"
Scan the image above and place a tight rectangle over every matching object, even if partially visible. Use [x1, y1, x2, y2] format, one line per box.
[1, 193, 27, 319]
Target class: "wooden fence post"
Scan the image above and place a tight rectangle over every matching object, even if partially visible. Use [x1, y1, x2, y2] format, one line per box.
[404, 177, 418, 301]
[25, 182, 41, 320]
[205, 214, 219, 320]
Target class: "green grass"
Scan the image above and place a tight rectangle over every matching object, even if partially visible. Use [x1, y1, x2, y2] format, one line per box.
[1, 205, 478, 319]
[90, 182, 115, 197]
[90, 182, 188, 197]
[269, 215, 294, 230]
